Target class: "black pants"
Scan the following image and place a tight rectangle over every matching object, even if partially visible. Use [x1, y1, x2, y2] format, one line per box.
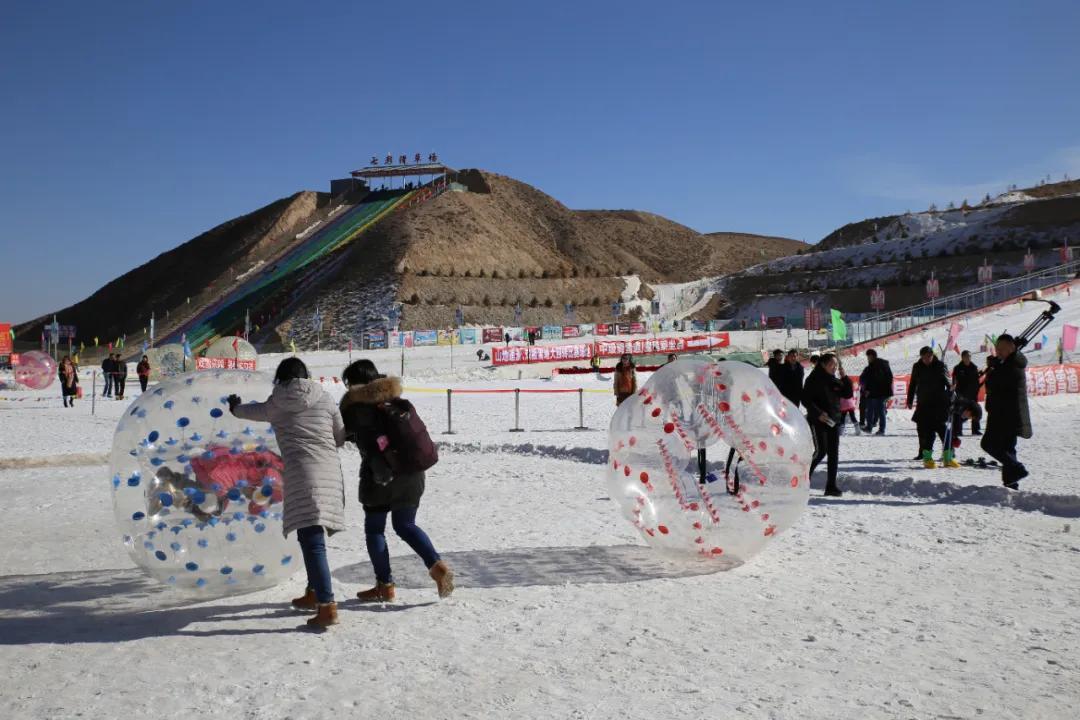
[139, 376, 149, 392]
[917, 421, 946, 454]
[981, 427, 1024, 480]
[114, 376, 126, 397]
[809, 422, 840, 490]
[840, 410, 857, 426]
[952, 412, 981, 437]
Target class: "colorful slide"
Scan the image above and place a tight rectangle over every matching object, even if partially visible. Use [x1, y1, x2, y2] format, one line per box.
[165, 190, 414, 350]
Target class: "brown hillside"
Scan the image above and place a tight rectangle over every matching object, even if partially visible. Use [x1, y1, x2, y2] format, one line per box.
[389, 172, 805, 283]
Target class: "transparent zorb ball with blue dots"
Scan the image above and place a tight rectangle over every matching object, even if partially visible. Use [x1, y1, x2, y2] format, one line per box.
[109, 370, 295, 596]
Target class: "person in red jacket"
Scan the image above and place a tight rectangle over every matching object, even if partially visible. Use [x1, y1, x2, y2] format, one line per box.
[136, 355, 151, 392]
[613, 354, 637, 406]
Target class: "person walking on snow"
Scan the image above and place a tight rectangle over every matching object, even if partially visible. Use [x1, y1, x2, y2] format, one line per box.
[613, 354, 637, 406]
[228, 357, 347, 629]
[907, 346, 955, 468]
[59, 356, 79, 408]
[981, 334, 1032, 489]
[802, 353, 852, 497]
[951, 350, 982, 437]
[339, 359, 454, 603]
[859, 349, 894, 434]
[101, 354, 114, 397]
[137, 355, 151, 393]
[113, 354, 128, 400]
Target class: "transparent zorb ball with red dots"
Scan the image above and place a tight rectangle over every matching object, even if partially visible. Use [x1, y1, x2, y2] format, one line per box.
[108, 370, 294, 597]
[607, 359, 813, 567]
[14, 350, 57, 390]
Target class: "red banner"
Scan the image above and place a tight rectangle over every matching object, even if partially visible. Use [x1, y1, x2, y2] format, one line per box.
[492, 344, 592, 365]
[594, 324, 610, 336]
[597, 334, 730, 358]
[482, 327, 504, 343]
[561, 325, 582, 338]
[629, 322, 647, 334]
[0, 324, 10, 356]
[196, 357, 257, 371]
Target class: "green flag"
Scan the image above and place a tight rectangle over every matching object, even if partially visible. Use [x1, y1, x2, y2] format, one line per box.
[830, 308, 847, 341]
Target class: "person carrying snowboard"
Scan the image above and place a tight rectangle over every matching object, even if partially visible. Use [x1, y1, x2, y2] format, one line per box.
[340, 359, 454, 603]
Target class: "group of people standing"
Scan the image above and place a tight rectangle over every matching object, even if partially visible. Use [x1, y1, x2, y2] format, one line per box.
[228, 357, 453, 630]
[767, 336, 1031, 493]
[95, 354, 152, 402]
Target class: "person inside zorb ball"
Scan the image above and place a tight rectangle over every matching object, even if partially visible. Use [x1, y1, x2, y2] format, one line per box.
[607, 358, 814, 567]
[109, 370, 295, 595]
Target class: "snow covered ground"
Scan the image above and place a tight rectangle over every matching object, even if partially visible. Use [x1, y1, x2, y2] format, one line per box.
[2, 349, 1079, 719]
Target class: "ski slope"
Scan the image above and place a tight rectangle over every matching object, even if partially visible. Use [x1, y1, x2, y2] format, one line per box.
[841, 280, 1080, 375]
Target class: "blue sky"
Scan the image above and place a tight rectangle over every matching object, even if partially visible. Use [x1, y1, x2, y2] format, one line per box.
[2, 0, 1078, 322]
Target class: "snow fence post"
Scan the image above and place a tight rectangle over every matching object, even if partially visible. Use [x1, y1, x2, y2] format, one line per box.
[91, 370, 96, 416]
[574, 387, 588, 430]
[443, 388, 456, 435]
[509, 388, 524, 432]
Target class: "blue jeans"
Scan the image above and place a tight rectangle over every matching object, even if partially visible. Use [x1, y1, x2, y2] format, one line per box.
[297, 525, 334, 603]
[364, 506, 440, 585]
[103, 374, 112, 397]
[865, 398, 887, 433]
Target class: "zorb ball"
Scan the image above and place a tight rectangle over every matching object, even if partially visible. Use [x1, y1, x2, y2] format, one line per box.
[607, 359, 813, 567]
[14, 350, 57, 390]
[109, 370, 293, 596]
[145, 343, 190, 382]
[205, 336, 258, 364]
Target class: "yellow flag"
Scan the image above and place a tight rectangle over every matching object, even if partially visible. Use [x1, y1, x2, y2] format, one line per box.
[290, 340, 297, 354]
[94, 337, 99, 347]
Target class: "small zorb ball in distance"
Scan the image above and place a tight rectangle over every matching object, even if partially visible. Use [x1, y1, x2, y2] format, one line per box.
[607, 359, 813, 568]
[14, 350, 57, 390]
[109, 370, 293, 596]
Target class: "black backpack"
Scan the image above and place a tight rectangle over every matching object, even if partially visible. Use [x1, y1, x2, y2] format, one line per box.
[376, 398, 439, 474]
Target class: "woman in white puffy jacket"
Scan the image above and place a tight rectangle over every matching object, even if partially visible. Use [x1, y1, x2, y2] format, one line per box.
[229, 357, 346, 629]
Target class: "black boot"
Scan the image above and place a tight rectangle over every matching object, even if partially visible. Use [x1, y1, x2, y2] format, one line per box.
[824, 484, 843, 498]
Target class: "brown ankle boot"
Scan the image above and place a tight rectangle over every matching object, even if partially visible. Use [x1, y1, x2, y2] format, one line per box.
[291, 588, 318, 611]
[429, 561, 455, 599]
[306, 602, 338, 629]
[356, 582, 396, 603]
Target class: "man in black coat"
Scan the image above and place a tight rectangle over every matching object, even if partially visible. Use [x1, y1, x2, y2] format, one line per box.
[859, 349, 894, 435]
[802, 353, 853, 497]
[981, 335, 1032, 489]
[779, 349, 804, 407]
[101, 354, 114, 397]
[951, 350, 982, 436]
[766, 349, 784, 389]
[906, 346, 952, 467]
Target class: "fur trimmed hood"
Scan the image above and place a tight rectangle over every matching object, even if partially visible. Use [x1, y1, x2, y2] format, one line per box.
[340, 376, 402, 410]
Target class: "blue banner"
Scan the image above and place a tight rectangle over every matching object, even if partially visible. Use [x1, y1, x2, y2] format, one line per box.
[413, 330, 438, 347]
[458, 328, 480, 345]
[364, 329, 387, 350]
[542, 325, 564, 340]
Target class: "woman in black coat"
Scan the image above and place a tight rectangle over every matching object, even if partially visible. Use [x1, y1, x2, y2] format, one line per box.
[339, 359, 453, 602]
[801, 353, 853, 497]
